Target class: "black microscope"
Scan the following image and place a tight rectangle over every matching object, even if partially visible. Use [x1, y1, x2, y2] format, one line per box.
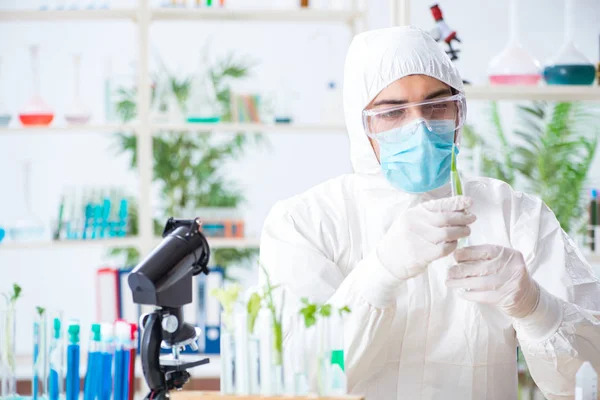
[128, 218, 212, 400]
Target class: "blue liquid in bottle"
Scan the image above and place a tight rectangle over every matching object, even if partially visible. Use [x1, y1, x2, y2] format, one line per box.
[543, 64, 596, 85]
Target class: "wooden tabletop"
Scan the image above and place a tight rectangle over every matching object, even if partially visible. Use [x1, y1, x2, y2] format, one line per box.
[170, 392, 364, 400]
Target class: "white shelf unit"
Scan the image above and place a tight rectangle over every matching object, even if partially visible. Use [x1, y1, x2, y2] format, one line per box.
[0, 236, 260, 251]
[464, 85, 600, 101]
[0, 1, 368, 256]
[0, 123, 136, 134]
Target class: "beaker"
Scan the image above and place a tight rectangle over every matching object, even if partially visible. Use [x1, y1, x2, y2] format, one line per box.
[8, 161, 46, 241]
[0, 57, 11, 127]
[65, 54, 92, 125]
[0, 306, 19, 400]
[185, 58, 221, 123]
[19, 46, 54, 126]
[487, 0, 540, 85]
[543, 0, 596, 85]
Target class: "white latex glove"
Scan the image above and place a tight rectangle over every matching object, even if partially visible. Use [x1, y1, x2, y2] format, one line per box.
[446, 245, 540, 318]
[377, 196, 475, 281]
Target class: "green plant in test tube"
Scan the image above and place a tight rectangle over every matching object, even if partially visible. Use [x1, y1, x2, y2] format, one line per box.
[209, 284, 242, 332]
[2, 284, 22, 399]
[451, 143, 462, 196]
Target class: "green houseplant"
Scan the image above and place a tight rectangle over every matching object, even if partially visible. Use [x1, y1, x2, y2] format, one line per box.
[462, 101, 600, 233]
[109, 54, 262, 276]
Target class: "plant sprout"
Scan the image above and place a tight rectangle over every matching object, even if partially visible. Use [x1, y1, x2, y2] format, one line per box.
[299, 297, 351, 329]
[210, 284, 242, 332]
[260, 265, 285, 366]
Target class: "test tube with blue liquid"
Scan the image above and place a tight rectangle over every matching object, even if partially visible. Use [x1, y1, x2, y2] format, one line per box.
[66, 321, 80, 400]
[84, 324, 102, 400]
[99, 324, 114, 400]
[32, 308, 48, 400]
[48, 313, 65, 400]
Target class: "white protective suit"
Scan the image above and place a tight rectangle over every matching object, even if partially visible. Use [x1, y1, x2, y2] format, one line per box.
[259, 26, 600, 399]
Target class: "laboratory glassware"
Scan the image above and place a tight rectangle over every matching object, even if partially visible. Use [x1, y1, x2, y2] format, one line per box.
[575, 362, 598, 400]
[0, 306, 19, 399]
[19, 46, 54, 126]
[258, 308, 285, 395]
[32, 310, 49, 400]
[8, 161, 46, 241]
[543, 0, 596, 85]
[66, 322, 80, 400]
[151, 73, 184, 123]
[185, 57, 221, 123]
[487, 0, 541, 85]
[65, 54, 92, 125]
[48, 312, 65, 400]
[0, 57, 11, 127]
[220, 311, 236, 394]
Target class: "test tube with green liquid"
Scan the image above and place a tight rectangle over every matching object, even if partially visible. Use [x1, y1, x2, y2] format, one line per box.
[451, 143, 468, 248]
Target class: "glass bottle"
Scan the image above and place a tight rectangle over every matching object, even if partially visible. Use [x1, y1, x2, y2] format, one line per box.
[65, 54, 92, 125]
[19, 45, 55, 126]
[487, 0, 541, 85]
[0, 57, 11, 127]
[543, 0, 596, 85]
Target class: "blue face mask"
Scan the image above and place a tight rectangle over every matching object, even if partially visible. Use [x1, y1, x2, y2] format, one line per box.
[377, 119, 458, 193]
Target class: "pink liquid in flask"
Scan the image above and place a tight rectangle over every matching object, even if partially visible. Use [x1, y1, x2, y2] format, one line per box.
[489, 74, 541, 85]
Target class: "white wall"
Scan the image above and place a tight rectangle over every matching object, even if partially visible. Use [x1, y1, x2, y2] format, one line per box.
[1, 0, 599, 353]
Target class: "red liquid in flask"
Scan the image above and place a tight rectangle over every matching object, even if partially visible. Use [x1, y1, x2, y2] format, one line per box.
[489, 74, 541, 85]
[19, 113, 54, 126]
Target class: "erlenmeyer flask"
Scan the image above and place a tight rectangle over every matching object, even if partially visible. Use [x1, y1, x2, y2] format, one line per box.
[151, 73, 184, 123]
[185, 59, 221, 123]
[65, 54, 92, 125]
[487, 0, 541, 85]
[8, 161, 45, 242]
[543, 0, 596, 85]
[0, 57, 11, 127]
[19, 45, 55, 126]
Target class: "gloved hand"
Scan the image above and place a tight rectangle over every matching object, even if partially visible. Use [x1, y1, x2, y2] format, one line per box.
[446, 245, 540, 318]
[377, 196, 475, 281]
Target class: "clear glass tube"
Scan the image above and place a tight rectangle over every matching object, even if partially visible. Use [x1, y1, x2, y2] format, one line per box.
[48, 311, 65, 400]
[0, 306, 19, 399]
[32, 310, 49, 400]
[0, 57, 11, 127]
[288, 315, 309, 395]
[220, 312, 236, 394]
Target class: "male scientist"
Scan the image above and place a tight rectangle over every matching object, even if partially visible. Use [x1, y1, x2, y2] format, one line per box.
[259, 26, 600, 399]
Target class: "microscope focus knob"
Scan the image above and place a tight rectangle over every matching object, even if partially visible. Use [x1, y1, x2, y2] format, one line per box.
[162, 314, 179, 333]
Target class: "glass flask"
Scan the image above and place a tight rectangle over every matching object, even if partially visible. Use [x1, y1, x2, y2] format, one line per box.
[8, 161, 46, 241]
[487, 0, 541, 85]
[19, 45, 55, 126]
[185, 58, 221, 123]
[65, 54, 92, 125]
[543, 0, 596, 85]
[0, 57, 11, 127]
[151, 72, 184, 123]
[0, 306, 19, 400]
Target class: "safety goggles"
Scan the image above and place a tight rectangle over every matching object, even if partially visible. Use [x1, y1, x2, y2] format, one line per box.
[362, 93, 467, 143]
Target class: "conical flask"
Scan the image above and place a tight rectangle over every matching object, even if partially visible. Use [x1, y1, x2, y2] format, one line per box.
[151, 70, 184, 123]
[65, 54, 92, 125]
[185, 58, 221, 123]
[487, 0, 541, 85]
[19, 45, 54, 126]
[8, 161, 45, 241]
[0, 57, 11, 127]
[543, 0, 596, 85]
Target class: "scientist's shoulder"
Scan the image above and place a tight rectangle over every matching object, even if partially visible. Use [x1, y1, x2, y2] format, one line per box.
[463, 175, 543, 206]
[264, 174, 354, 227]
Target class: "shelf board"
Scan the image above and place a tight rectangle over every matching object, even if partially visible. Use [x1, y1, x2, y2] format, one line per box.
[0, 236, 259, 251]
[152, 122, 347, 133]
[152, 236, 260, 249]
[0, 236, 141, 250]
[151, 8, 363, 23]
[464, 85, 600, 101]
[0, 9, 137, 22]
[0, 123, 137, 134]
